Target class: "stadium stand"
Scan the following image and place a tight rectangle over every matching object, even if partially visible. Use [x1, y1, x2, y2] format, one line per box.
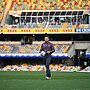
[10, 0, 90, 10]
[0, 63, 90, 72]
[0, 42, 71, 53]
[6, 9, 87, 29]
[0, 0, 90, 28]
[0, 0, 90, 73]
[0, 0, 7, 23]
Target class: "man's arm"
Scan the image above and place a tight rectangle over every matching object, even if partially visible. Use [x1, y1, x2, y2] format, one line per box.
[50, 44, 55, 54]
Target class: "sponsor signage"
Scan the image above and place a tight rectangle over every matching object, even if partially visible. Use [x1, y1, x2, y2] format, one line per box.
[75, 28, 90, 32]
[0, 28, 75, 34]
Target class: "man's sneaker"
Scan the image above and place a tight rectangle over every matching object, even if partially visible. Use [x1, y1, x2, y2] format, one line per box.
[45, 77, 51, 80]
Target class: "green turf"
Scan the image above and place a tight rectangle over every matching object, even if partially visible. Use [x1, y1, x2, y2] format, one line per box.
[0, 71, 90, 90]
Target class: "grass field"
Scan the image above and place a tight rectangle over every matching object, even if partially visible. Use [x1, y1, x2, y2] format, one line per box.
[0, 71, 90, 90]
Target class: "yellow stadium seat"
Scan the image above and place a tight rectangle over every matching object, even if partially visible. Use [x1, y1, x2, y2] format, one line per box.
[62, 22, 68, 28]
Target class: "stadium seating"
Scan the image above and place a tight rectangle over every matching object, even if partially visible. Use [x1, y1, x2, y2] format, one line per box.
[62, 22, 68, 28]
[0, 0, 89, 28]
[0, 43, 71, 53]
[10, 0, 90, 10]
[0, 0, 7, 23]
[1, 63, 90, 72]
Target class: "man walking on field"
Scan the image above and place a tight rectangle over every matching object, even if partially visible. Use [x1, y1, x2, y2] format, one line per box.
[40, 35, 55, 80]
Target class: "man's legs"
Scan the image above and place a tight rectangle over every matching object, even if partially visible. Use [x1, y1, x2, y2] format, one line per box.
[45, 55, 51, 78]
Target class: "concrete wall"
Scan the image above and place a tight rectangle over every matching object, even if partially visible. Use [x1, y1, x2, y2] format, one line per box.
[68, 44, 75, 58]
[74, 41, 90, 50]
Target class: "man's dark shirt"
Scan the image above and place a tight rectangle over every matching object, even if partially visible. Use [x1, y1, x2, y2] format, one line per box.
[40, 41, 55, 55]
